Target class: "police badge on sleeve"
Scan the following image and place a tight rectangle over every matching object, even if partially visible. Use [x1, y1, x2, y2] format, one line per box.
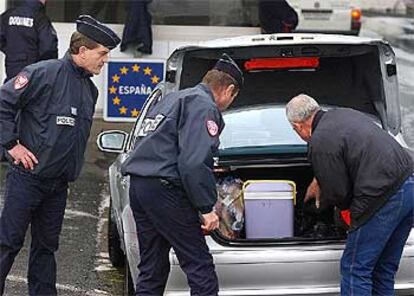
[14, 74, 29, 90]
[206, 120, 218, 137]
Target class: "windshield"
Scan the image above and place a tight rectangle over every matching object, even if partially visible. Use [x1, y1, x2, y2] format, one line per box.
[219, 105, 306, 150]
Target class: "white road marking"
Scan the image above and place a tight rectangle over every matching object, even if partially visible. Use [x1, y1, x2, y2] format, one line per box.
[64, 209, 99, 219]
[87, 289, 111, 296]
[7, 275, 110, 295]
[95, 192, 110, 248]
[94, 190, 116, 272]
[7, 275, 82, 293]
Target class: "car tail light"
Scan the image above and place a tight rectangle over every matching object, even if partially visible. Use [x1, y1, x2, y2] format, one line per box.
[351, 8, 362, 31]
[351, 8, 361, 21]
[244, 57, 320, 71]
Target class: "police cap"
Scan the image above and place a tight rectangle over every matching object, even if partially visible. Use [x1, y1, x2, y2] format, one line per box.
[76, 15, 121, 50]
[213, 53, 244, 89]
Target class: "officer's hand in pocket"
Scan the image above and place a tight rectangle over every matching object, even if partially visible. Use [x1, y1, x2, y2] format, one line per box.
[8, 143, 39, 170]
[200, 211, 219, 232]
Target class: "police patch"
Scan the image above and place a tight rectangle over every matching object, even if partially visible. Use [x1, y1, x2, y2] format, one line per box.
[8, 16, 34, 27]
[138, 114, 165, 137]
[206, 120, 218, 137]
[56, 116, 75, 127]
[14, 74, 29, 90]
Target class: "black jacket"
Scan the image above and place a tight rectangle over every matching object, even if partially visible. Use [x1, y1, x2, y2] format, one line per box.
[0, 0, 58, 81]
[122, 83, 224, 214]
[259, 0, 299, 33]
[0, 52, 98, 182]
[309, 108, 413, 229]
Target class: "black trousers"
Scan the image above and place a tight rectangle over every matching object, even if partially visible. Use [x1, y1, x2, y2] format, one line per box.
[0, 167, 68, 296]
[129, 177, 219, 296]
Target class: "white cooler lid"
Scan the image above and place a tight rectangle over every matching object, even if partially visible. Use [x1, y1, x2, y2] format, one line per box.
[244, 180, 295, 193]
[244, 191, 294, 200]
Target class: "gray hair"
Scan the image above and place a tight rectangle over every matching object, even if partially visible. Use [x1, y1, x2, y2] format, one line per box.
[286, 94, 320, 123]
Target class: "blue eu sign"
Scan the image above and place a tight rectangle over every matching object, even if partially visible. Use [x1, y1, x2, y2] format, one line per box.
[105, 59, 165, 121]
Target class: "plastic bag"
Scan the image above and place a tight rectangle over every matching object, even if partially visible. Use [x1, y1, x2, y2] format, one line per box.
[215, 177, 244, 239]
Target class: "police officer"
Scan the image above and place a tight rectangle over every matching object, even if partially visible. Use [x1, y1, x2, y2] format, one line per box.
[121, 54, 243, 296]
[0, 0, 59, 162]
[0, 0, 58, 82]
[0, 15, 120, 296]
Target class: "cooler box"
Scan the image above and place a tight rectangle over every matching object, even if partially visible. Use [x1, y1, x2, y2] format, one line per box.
[243, 180, 296, 239]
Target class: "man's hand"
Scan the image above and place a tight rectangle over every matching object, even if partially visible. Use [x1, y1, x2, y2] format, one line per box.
[200, 211, 219, 232]
[304, 177, 321, 208]
[7, 143, 38, 170]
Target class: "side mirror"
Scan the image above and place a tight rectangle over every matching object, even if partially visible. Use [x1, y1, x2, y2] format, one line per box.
[97, 130, 129, 153]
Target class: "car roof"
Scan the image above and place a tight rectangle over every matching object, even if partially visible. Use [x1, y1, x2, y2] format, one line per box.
[170, 33, 385, 56]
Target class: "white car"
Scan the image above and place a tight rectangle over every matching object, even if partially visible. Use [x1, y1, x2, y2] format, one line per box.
[289, 0, 361, 35]
[98, 33, 414, 295]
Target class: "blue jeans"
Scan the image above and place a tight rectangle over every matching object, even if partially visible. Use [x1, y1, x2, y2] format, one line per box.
[0, 167, 68, 296]
[341, 175, 414, 296]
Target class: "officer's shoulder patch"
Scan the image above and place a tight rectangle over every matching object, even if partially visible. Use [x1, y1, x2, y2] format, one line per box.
[206, 120, 219, 137]
[14, 74, 29, 90]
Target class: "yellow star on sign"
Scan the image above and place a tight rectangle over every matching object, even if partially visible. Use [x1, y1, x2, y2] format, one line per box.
[119, 106, 128, 115]
[131, 108, 140, 117]
[143, 66, 152, 75]
[132, 64, 140, 72]
[151, 75, 160, 84]
[109, 86, 117, 94]
[112, 74, 120, 83]
[120, 66, 129, 75]
[112, 96, 121, 105]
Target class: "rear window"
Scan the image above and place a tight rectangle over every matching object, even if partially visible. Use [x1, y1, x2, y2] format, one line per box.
[220, 105, 305, 150]
[180, 44, 384, 118]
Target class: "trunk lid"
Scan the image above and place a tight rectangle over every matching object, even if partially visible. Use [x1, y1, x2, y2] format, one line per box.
[166, 34, 401, 133]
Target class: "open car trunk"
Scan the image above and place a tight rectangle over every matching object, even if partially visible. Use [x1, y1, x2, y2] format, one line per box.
[173, 41, 388, 244]
[165, 37, 401, 245]
[175, 40, 399, 132]
[213, 155, 349, 244]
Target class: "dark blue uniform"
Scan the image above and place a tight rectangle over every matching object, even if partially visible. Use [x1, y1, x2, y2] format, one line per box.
[0, 0, 58, 82]
[120, 0, 152, 54]
[122, 83, 223, 295]
[0, 52, 97, 296]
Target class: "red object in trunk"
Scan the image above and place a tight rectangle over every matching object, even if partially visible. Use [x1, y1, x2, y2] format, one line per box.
[341, 210, 351, 226]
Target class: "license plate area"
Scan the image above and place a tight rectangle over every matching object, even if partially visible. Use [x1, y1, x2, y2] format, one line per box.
[301, 9, 333, 20]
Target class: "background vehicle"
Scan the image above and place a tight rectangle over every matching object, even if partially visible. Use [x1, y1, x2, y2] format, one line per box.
[289, 0, 362, 35]
[97, 33, 414, 295]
